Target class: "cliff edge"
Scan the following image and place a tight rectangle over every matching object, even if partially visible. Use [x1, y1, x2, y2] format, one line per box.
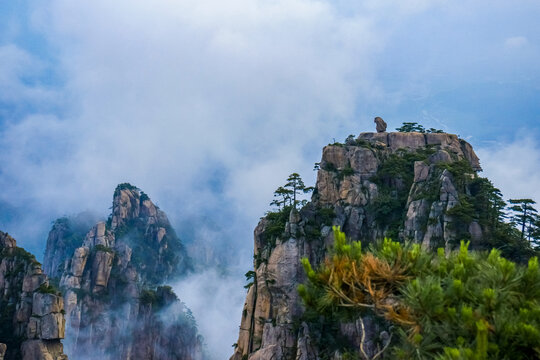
[44, 184, 202, 360]
[231, 131, 493, 360]
[0, 232, 68, 360]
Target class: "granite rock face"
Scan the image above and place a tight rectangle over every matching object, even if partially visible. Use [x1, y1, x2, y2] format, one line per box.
[43, 213, 97, 281]
[44, 184, 202, 360]
[231, 132, 484, 360]
[0, 232, 67, 360]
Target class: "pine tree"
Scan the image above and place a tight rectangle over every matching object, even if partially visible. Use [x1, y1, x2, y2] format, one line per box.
[284, 173, 314, 209]
[299, 227, 540, 359]
[396, 122, 443, 133]
[470, 178, 506, 227]
[527, 213, 540, 248]
[270, 173, 314, 211]
[509, 199, 538, 242]
[270, 186, 293, 210]
[396, 122, 426, 133]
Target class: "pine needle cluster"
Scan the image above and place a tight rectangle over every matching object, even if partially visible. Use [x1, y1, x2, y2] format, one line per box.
[298, 227, 540, 359]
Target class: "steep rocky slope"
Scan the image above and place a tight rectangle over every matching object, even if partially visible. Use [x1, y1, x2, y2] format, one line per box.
[0, 232, 67, 360]
[44, 184, 202, 360]
[43, 213, 98, 282]
[231, 131, 492, 360]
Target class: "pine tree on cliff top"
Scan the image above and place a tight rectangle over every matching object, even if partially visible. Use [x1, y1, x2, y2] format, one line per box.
[509, 199, 538, 242]
[271, 173, 313, 210]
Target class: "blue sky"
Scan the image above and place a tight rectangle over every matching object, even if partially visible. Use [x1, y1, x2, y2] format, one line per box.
[1, 0, 539, 255]
[1, 2, 540, 356]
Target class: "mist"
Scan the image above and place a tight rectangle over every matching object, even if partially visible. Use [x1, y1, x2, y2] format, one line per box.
[1, 0, 540, 359]
[173, 270, 247, 359]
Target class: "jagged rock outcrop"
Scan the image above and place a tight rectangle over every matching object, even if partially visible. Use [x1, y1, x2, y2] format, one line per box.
[0, 232, 68, 360]
[231, 131, 485, 360]
[43, 213, 97, 281]
[374, 117, 387, 133]
[44, 184, 202, 360]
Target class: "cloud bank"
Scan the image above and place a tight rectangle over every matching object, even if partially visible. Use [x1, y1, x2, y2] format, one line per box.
[1, 0, 540, 358]
[0, 0, 386, 250]
[173, 270, 246, 360]
[477, 135, 540, 204]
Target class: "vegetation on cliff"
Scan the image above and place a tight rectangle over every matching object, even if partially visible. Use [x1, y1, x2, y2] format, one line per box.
[109, 183, 192, 284]
[43, 183, 202, 360]
[369, 146, 437, 239]
[1, 232, 67, 360]
[43, 214, 97, 280]
[342, 130, 538, 260]
[0, 239, 38, 358]
[395, 122, 444, 134]
[299, 227, 540, 359]
[231, 127, 540, 360]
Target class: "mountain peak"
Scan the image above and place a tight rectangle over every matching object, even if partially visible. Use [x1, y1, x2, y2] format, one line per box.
[0, 231, 16, 248]
[109, 183, 170, 231]
[41, 184, 198, 359]
[0, 231, 67, 360]
[356, 131, 481, 170]
[230, 129, 507, 360]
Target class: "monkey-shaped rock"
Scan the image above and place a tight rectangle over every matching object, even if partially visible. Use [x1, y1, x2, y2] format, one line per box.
[374, 117, 387, 132]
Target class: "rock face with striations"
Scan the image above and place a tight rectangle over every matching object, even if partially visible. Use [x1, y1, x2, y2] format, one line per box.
[43, 212, 98, 282]
[44, 184, 202, 360]
[231, 131, 485, 360]
[0, 232, 68, 360]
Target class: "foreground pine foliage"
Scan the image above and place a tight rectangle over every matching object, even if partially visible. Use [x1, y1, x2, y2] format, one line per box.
[298, 227, 540, 359]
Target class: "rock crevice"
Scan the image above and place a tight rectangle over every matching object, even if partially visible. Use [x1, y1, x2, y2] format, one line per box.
[231, 132, 484, 360]
[44, 185, 202, 360]
[0, 232, 68, 360]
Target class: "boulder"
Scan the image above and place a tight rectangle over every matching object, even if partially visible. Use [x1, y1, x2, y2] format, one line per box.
[428, 150, 453, 164]
[32, 293, 63, 317]
[321, 145, 348, 170]
[357, 132, 388, 145]
[40, 313, 65, 340]
[69, 247, 89, 277]
[21, 339, 67, 360]
[388, 132, 426, 150]
[413, 161, 430, 182]
[349, 147, 379, 176]
[374, 117, 387, 133]
[249, 344, 283, 360]
[22, 272, 47, 293]
[460, 140, 482, 171]
[91, 250, 114, 289]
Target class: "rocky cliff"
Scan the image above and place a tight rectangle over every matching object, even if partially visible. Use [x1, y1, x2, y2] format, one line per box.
[43, 213, 97, 282]
[44, 184, 203, 360]
[0, 231, 67, 360]
[231, 131, 490, 360]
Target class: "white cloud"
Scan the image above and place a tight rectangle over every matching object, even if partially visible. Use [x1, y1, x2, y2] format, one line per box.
[504, 36, 528, 49]
[477, 135, 540, 204]
[0, 44, 58, 104]
[1, 3, 385, 356]
[1, 1, 539, 358]
[172, 270, 246, 360]
[1, 0, 387, 239]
